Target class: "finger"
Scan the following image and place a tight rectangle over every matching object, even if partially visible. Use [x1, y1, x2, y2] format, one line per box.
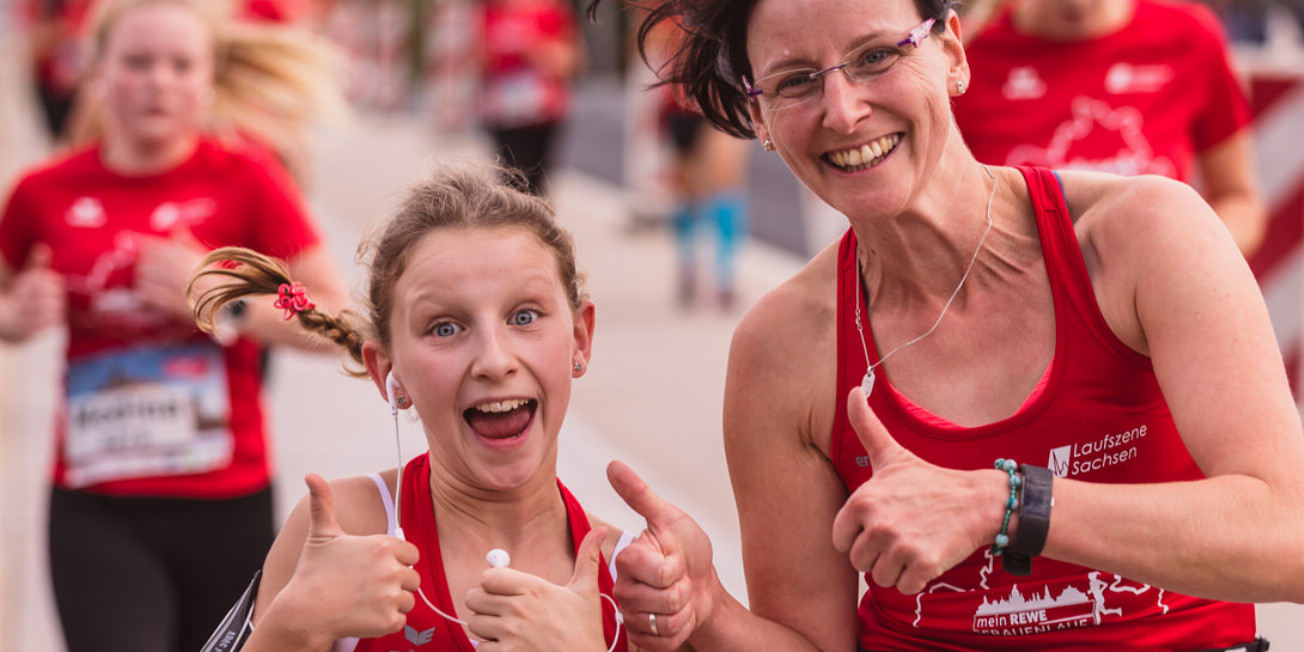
[170, 224, 207, 252]
[613, 538, 685, 593]
[304, 473, 344, 540]
[395, 540, 420, 568]
[607, 460, 672, 527]
[567, 526, 607, 593]
[477, 567, 532, 596]
[846, 386, 908, 470]
[23, 243, 53, 272]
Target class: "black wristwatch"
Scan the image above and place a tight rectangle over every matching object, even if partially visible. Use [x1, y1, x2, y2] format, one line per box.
[1002, 464, 1053, 576]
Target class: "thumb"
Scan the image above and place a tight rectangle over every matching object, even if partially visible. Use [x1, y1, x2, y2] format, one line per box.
[846, 386, 910, 470]
[567, 526, 607, 594]
[170, 224, 206, 251]
[23, 243, 53, 272]
[304, 473, 344, 541]
[607, 460, 672, 531]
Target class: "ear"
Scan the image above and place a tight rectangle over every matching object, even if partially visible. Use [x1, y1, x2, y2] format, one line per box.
[749, 101, 772, 151]
[571, 300, 596, 376]
[942, 10, 971, 95]
[362, 341, 398, 408]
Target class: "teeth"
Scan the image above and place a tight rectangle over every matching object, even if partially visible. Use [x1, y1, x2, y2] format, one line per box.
[473, 399, 530, 413]
[829, 134, 901, 169]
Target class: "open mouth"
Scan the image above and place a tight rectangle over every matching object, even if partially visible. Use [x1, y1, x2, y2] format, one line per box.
[464, 398, 537, 440]
[824, 133, 903, 172]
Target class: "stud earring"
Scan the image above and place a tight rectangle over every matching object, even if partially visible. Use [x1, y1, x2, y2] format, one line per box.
[956, 80, 967, 95]
[573, 362, 583, 373]
[762, 139, 775, 152]
[395, 396, 408, 407]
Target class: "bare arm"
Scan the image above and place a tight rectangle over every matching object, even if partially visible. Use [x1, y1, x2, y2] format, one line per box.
[1040, 174, 1304, 601]
[709, 278, 861, 651]
[1196, 129, 1267, 259]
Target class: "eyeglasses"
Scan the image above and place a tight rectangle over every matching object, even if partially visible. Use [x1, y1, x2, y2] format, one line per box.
[742, 18, 936, 112]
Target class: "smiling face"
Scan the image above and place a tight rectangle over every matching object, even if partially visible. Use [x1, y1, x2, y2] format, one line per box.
[378, 226, 593, 491]
[92, 2, 213, 152]
[746, 0, 967, 219]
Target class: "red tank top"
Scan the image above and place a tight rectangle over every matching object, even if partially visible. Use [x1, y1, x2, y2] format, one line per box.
[353, 454, 627, 652]
[831, 166, 1254, 650]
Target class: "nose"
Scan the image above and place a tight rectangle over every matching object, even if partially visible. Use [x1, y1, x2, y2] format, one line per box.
[470, 325, 518, 380]
[820, 69, 871, 134]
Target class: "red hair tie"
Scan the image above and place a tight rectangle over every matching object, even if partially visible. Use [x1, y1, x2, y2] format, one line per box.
[273, 282, 315, 320]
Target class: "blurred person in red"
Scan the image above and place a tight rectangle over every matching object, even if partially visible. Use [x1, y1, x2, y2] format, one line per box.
[954, 0, 1267, 258]
[19, 0, 95, 142]
[478, 0, 584, 197]
[0, 1, 347, 650]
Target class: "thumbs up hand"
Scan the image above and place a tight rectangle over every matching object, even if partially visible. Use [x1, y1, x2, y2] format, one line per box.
[135, 226, 208, 318]
[606, 460, 718, 651]
[1, 243, 64, 340]
[832, 387, 1006, 595]
[466, 527, 611, 652]
[274, 474, 420, 641]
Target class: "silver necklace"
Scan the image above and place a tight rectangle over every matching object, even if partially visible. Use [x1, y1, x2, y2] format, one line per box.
[855, 165, 997, 397]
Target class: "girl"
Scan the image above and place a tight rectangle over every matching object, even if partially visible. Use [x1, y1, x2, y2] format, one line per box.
[192, 163, 643, 652]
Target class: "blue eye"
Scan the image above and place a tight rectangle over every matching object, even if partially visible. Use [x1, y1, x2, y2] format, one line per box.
[432, 322, 462, 337]
[774, 73, 818, 96]
[850, 48, 901, 78]
[510, 309, 539, 326]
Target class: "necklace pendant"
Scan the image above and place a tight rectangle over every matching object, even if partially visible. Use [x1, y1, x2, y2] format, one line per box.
[862, 369, 876, 397]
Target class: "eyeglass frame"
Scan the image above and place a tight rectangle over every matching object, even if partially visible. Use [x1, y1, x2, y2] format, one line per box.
[741, 17, 937, 107]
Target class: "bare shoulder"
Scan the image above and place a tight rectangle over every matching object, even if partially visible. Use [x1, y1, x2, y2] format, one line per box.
[1060, 171, 1228, 253]
[727, 241, 840, 448]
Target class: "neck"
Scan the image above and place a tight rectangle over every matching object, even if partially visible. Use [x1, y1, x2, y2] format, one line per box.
[1013, 0, 1135, 41]
[427, 462, 571, 552]
[101, 133, 200, 176]
[854, 162, 998, 304]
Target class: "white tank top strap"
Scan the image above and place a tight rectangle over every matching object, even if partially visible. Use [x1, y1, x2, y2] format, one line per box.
[367, 472, 397, 537]
[609, 530, 636, 581]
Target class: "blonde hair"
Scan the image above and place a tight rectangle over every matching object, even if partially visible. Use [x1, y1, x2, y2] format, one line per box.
[190, 162, 587, 376]
[72, 0, 345, 185]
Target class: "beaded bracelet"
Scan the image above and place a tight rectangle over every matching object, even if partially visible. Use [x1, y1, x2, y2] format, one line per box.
[990, 458, 1021, 556]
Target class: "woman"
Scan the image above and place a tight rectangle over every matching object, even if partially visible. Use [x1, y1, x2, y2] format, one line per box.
[0, 1, 346, 650]
[599, 0, 1304, 649]
[191, 163, 639, 651]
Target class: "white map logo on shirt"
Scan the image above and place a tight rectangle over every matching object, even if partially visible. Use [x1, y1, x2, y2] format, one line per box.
[912, 551, 1169, 636]
[1001, 66, 1047, 100]
[150, 198, 217, 231]
[1104, 63, 1174, 95]
[66, 197, 107, 228]
[1004, 96, 1177, 178]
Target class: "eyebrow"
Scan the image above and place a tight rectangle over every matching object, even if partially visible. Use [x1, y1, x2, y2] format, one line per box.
[754, 27, 909, 78]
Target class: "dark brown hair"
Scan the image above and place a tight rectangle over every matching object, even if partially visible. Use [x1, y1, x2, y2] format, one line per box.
[598, 0, 959, 139]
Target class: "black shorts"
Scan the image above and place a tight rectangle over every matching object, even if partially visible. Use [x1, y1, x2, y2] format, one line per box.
[48, 485, 274, 652]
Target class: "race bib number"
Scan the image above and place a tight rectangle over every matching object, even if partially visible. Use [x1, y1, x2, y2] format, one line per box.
[64, 343, 233, 487]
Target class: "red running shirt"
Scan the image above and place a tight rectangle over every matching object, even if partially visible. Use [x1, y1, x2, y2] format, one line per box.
[0, 138, 321, 498]
[954, 0, 1249, 183]
[350, 454, 627, 652]
[831, 167, 1254, 650]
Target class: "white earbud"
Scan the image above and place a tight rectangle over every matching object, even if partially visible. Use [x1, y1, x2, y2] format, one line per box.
[485, 548, 510, 568]
[385, 371, 400, 415]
